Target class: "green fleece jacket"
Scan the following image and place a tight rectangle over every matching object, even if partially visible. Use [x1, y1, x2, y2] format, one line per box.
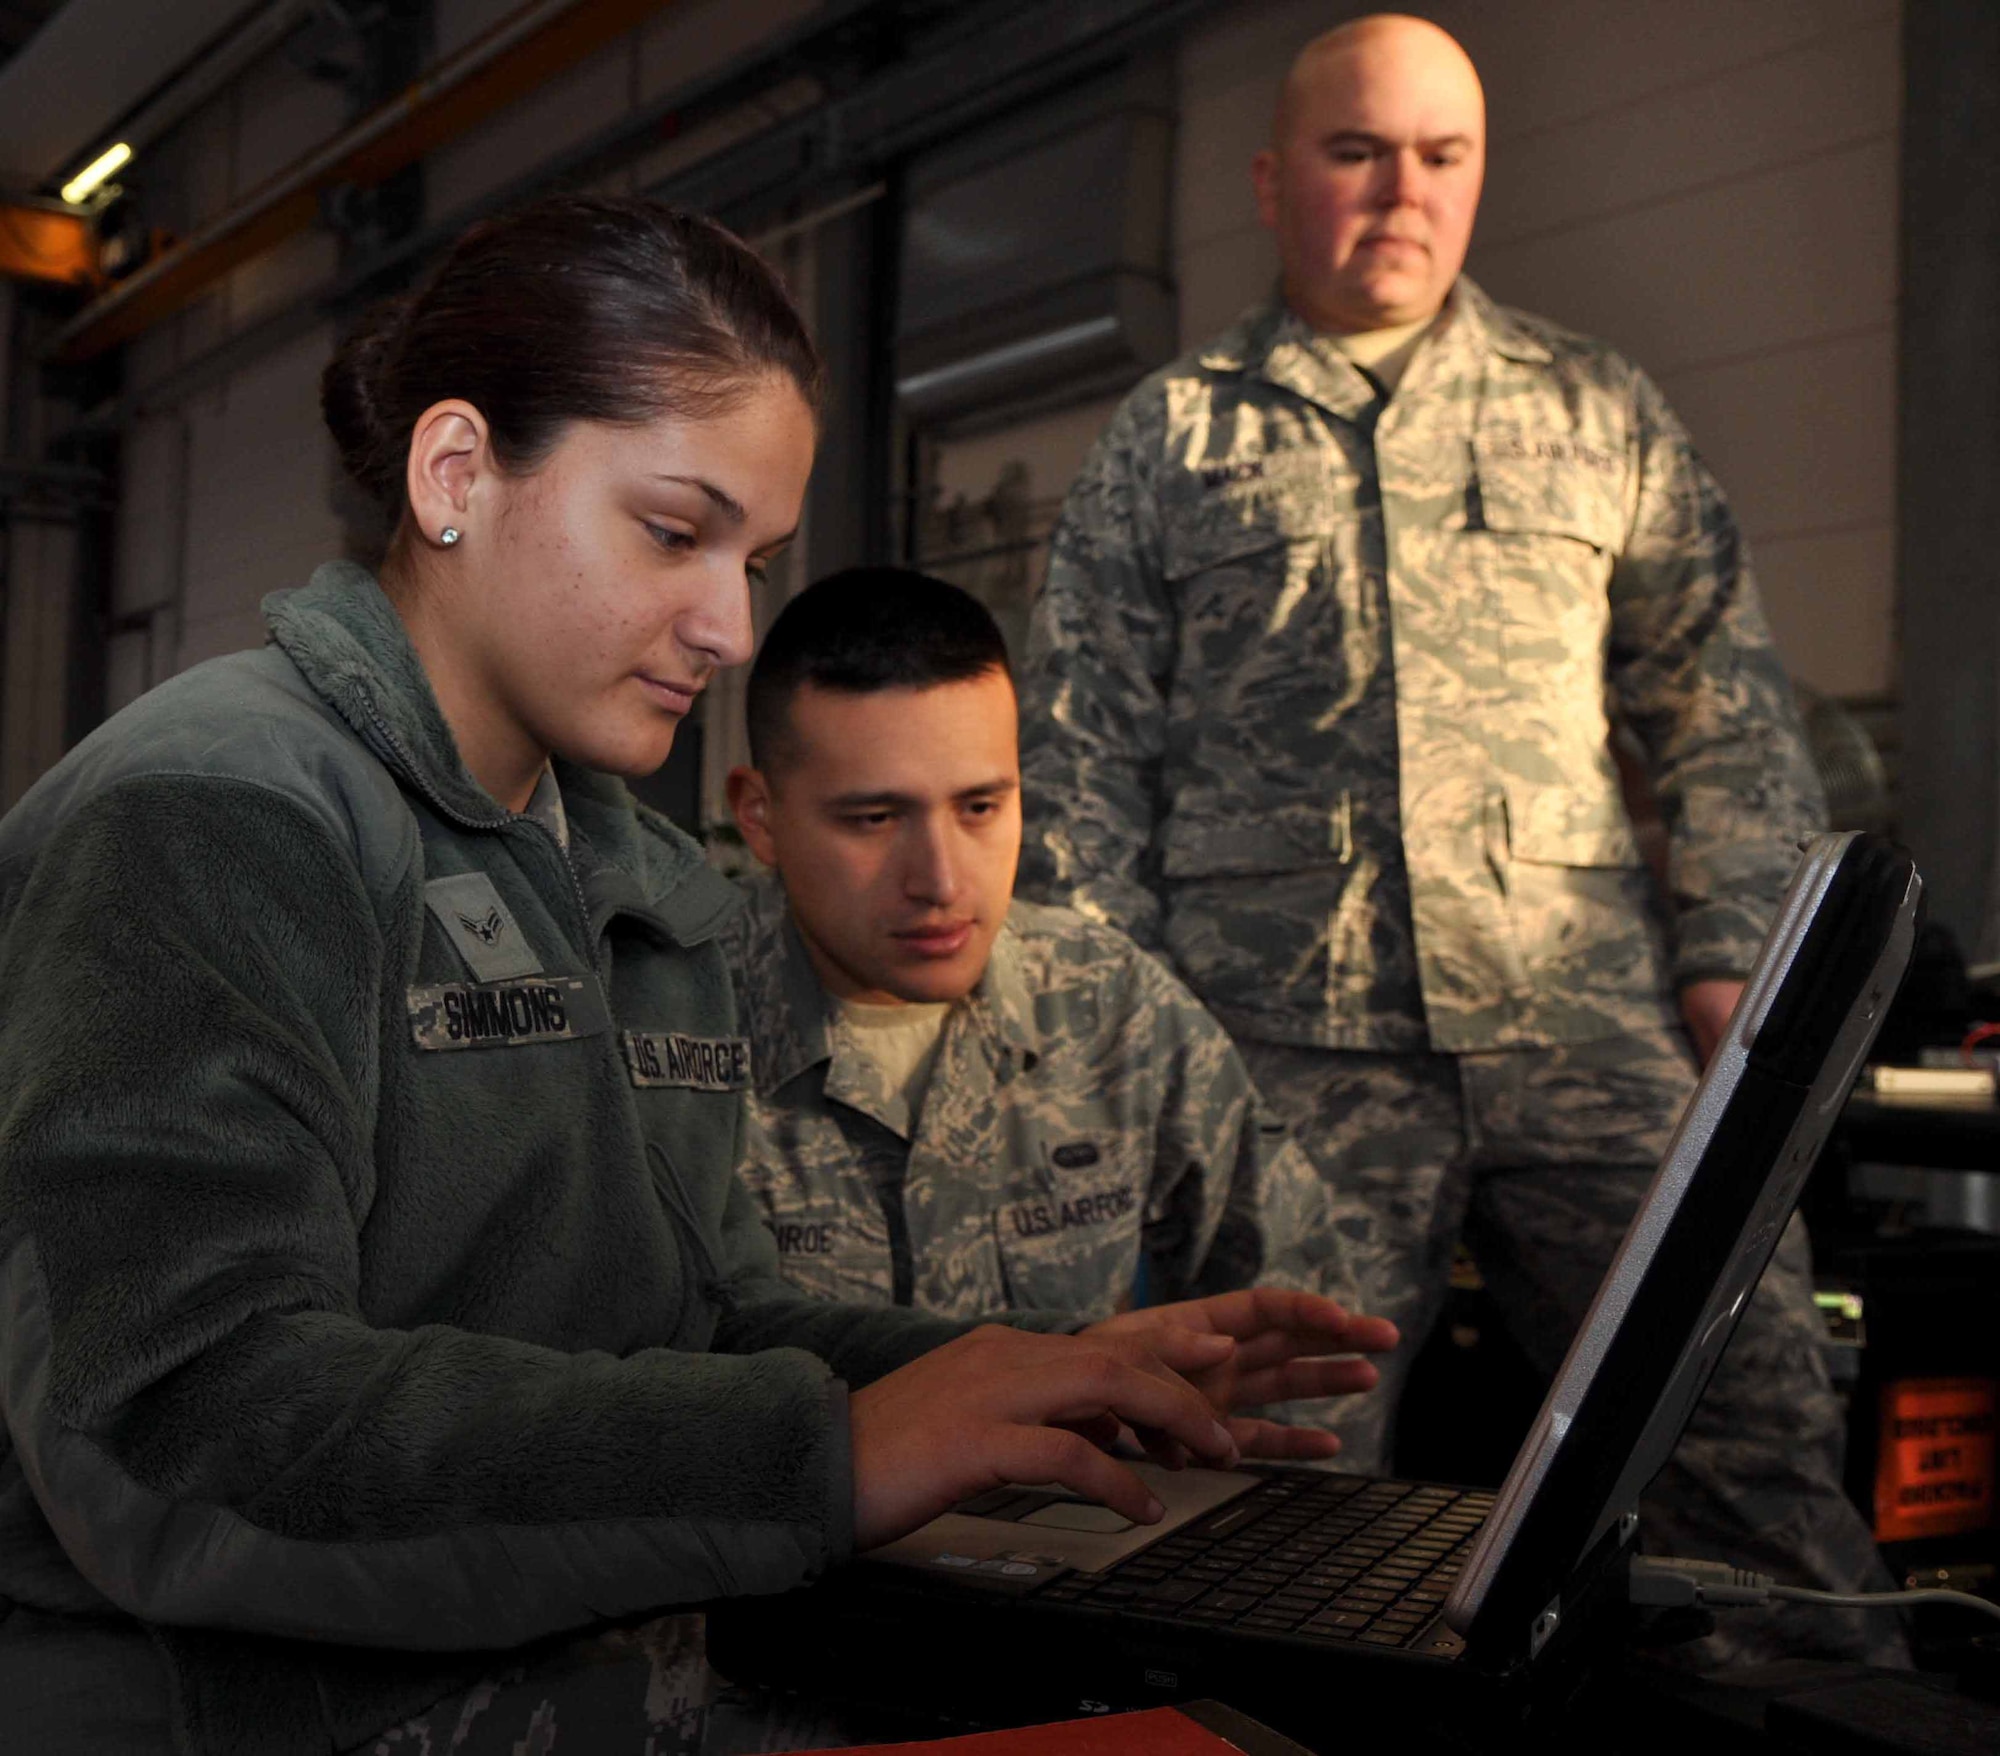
[0, 565, 1002, 1755]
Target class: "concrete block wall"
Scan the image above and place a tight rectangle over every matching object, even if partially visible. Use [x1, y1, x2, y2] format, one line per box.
[1175, 0, 1901, 700]
[107, 36, 352, 713]
[1, 516, 78, 806]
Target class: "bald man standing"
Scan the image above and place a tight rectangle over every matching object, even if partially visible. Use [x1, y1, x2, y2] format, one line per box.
[1019, 16, 1898, 1667]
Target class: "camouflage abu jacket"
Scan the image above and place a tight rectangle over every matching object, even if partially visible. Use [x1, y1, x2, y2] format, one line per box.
[1019, 278, 1825, 1053]
[721, 873, 1350, 1321]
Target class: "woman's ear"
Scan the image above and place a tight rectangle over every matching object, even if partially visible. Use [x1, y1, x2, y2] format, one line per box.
[405, 399, 492, 551]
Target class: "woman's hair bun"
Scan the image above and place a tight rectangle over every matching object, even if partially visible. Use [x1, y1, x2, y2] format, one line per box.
[318, 196, 823, 516]
[322, 294, 415, 504]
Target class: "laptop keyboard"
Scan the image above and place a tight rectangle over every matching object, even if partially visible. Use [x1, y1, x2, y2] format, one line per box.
[1030, 1473, 1494, 1649]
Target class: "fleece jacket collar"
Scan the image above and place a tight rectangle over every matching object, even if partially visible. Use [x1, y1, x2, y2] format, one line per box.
[265, 562, 735, 947]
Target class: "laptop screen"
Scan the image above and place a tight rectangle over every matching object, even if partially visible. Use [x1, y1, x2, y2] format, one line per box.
[1443, 832, 1921, 1656]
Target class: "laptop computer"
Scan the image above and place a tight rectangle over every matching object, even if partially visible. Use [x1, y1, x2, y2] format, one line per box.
[710, 832, 1921, 1743]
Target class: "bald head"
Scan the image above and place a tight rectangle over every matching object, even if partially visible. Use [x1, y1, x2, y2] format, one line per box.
[1254, 13, 1486, 333]
[1274, 15, 1484, 145]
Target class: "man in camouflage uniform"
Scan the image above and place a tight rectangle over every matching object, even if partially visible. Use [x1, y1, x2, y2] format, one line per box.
[723, 567, 1366, 1325]
[361, 569, 1397, 1754]
[1019, 15, 1900, 1666]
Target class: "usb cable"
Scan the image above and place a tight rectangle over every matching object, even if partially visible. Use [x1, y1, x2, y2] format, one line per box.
[1629, 1556, 2000, 1622]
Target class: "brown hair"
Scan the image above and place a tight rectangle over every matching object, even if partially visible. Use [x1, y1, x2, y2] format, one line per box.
[322, 195, 824, 508]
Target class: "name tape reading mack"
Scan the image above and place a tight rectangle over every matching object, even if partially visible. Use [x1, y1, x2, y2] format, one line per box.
[622, 1030, 753, 1093]
[407, 977, 609, 1050]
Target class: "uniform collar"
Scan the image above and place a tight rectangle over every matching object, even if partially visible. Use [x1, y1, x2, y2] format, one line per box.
[738, 873, 1040, 1101]
[755, 879, 844, 1096]
[266, 560, 732, 941]
[1454, 276, 1556, 364]
[1198, 275, 1551, 418]
[974, 914, 1040, 1064]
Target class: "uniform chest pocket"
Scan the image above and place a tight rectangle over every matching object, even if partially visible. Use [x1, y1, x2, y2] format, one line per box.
[1471, 442, 1627, 662]
[1459, 441, 1644, 876]
[993, 1159, 1145, 1320]
[1160, 479, 1336, 585]
[1472, 426, 1628, 543]
[1157, 489, 1345, 806]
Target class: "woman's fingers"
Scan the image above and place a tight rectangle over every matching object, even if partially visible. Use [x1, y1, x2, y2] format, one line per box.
[850, 1320, 1320, 1552]
[1057, 1411, 1126, 1452]
[1126, 1429, 1187, 1470]
[1227, 1417, 1344, 1460]
[1233, 1354, 1383, 1405]
[1040, 1345, 1240, 1468]
[1177, 1287, 1354, 1343]
[1121, 1325, 1237, 1376]
[997, 1425, 1169, 1524]
[1224, 1313, 1402, 1376]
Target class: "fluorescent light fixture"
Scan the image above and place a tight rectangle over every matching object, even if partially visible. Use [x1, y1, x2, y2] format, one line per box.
[61, 142, 133, 206]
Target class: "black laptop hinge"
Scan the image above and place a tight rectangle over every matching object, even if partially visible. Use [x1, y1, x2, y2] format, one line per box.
[1529, 1594, 1562, 1660]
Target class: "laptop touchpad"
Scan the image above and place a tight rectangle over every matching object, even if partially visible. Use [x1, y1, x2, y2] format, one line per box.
[863, 1466, 1259, 1576]
[1020, 1502, 1135, 1533]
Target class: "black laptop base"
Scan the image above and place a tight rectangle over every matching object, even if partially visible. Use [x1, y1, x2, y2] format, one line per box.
[707, 1465, 1634, 1751]
[1028, 1470, 1490, 1654]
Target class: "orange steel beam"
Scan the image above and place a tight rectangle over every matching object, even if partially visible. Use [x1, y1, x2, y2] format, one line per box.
[0, 204, 99, 289]
[54, 0, 671, 361]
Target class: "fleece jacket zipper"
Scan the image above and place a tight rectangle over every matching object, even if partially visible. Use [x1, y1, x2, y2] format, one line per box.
[357, 695, 606, 985]
[359, 693, 732, 1347]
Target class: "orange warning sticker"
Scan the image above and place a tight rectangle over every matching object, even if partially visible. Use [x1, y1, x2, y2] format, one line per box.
[1873, 1376, 1997, 1543]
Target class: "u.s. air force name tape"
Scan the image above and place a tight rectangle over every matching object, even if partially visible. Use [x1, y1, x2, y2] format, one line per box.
[406, 977, 608, 1050]
[621, 1031, 752, 1092]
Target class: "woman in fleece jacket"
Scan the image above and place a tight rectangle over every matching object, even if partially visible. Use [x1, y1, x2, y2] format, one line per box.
[0, 196, 1394, 1755]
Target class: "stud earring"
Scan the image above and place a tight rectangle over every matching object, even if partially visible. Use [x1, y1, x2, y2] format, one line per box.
[439, 527, 461, 546]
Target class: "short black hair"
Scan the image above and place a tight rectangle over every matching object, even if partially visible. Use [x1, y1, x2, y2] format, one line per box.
[745, 567, 1012, 771]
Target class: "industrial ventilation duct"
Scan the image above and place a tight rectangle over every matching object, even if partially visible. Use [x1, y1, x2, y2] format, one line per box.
[894, 64, 1175, 431]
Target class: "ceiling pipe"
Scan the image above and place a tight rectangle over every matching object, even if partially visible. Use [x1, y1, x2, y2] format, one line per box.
[51, 0, 674, 363]
[99, 1, 321, 176]
[0, 0, 274, 192]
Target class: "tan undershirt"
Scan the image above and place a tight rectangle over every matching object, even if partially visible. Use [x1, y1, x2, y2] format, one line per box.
[834, 997, 954, 1122]
[524, 763, 568, 848]
[1329, 312, 1438, 396]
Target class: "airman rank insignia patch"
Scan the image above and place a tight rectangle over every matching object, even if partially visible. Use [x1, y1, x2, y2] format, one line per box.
[622, 1031, 752, 1092]
[424, 873, 542, 980]
[407, 978, 607, 1050]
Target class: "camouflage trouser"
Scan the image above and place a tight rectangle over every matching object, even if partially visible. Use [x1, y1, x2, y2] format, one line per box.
[1240, 1027, 1909, 1671]
[350, 1613, 903, 1755]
